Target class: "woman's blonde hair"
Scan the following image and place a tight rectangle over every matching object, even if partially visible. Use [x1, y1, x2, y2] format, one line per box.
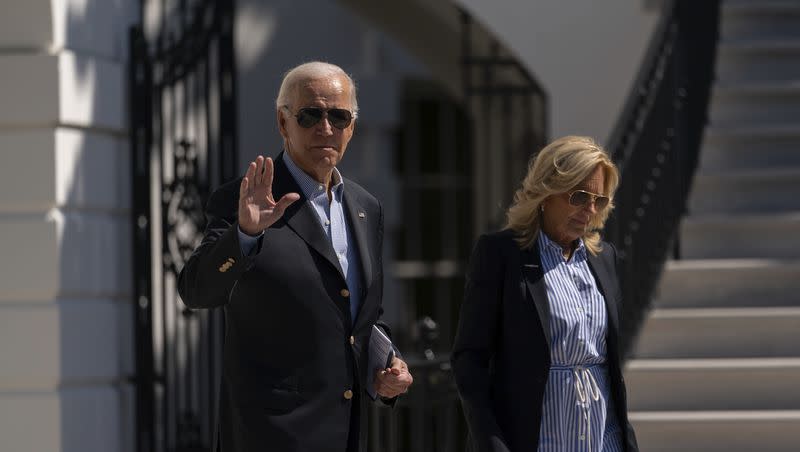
[505, 135, 619, 255]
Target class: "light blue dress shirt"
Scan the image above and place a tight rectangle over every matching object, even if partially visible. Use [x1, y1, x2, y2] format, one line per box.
[237, 152, 362, 322]
[536, 232, 624, 452]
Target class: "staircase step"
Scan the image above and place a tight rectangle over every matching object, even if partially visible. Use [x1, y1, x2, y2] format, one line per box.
[656, 258, 800, 308]
[705, 122, 800, 140]
[724, 0, 800, 13]
[680, 212, 800, 259]
[629, 5, 800, 451]
[625, 358, 800, 411]
[630, 410, 800, 452]
[688, 168, 800, 214]
[709, 80, 800, 126]
[722, 0, 800, 41]
[633, 307, 800, 359]
[700, 124, 800, 171]
[716, 39, 800, 82]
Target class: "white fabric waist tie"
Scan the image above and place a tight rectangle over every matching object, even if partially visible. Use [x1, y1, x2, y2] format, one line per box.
[575, 365, 600, 452]
[550, 364, 603, 451]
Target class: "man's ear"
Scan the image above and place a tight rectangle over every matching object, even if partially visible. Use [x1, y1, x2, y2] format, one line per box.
[277, 108, 288, 139]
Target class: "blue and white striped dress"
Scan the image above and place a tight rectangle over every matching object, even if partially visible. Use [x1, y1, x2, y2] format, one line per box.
[536, 232, 624, 452]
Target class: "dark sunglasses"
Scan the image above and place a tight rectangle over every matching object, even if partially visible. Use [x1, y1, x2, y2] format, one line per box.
[286, 107, 354, 130]
[568, 190, 610, 210]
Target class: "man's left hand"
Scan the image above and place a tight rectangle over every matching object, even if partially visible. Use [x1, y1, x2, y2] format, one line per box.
[374, 356, 413, 399]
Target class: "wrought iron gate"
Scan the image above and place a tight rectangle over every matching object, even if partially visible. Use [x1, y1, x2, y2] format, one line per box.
[367, 9, 549, 452]
[129, 1, 237, 451]
[460, 9, 548, 234]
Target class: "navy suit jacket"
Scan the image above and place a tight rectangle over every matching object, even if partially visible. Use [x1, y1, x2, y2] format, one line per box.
[451, 229, 639, 452]
[178, 152, 390, 452]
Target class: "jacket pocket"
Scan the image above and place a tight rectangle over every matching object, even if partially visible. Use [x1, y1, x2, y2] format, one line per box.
[247, 375, 303, 415]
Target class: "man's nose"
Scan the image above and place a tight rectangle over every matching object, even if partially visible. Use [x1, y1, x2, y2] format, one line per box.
[316, 114, 334, 135]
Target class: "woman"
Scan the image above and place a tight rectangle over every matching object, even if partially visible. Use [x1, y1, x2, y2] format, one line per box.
[451, 136, 639, 452]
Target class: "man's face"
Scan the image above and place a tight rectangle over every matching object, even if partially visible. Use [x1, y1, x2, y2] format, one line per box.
[277, 75, 355, 183]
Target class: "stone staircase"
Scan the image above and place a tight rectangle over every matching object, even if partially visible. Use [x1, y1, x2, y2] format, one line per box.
[625, 1, 800, 451]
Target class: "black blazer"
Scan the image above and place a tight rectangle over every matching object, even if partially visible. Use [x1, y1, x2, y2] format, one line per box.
[178, 152, 390, 452]
[451, 229, 638, 452]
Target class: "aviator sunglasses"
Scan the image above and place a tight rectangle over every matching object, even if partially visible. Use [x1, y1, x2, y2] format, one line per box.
[568, 190, 610, 210]
[284, 106, 354, 130]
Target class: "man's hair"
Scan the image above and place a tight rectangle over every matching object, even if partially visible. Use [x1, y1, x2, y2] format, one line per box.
[275, 61, 358, 118]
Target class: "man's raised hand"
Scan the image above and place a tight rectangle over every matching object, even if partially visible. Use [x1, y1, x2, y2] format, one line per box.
[238, 156, 300, 236]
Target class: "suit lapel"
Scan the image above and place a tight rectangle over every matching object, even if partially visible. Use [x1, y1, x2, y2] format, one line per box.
[587, 250, 620, 335]
[273, 153, 345, 280]
[521, 242, 553, 351]
[342, 187, 373, 291]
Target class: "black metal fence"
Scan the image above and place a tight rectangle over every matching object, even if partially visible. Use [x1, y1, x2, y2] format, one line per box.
[460, 9, 549, 234]
[374, 9, 549, 452]
[368, 318, 463, 452]
[604, 0, 721, 357]
[129, 1, 237, 451]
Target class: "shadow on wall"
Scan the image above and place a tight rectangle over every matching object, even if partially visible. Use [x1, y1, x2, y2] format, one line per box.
[56, 1, 138, 451]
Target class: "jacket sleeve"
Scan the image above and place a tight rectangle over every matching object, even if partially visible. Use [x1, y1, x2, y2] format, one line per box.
[373, 204, 399, 355]
[451, 234, 511, 452]
[370, 204, 401, 406]
[608, 242, 640, 452]
[177, 180, 261, 309]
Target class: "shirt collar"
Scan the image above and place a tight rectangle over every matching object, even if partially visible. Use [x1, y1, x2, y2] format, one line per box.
[283, 151, 344, 201]
[538, 231, 586, 259]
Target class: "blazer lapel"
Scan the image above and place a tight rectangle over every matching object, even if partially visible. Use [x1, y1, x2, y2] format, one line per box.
[587, 250, 620, 335]
[521, 243, 553, 351]
[273, 153, 345, 280]
[342, 187, 373, 291]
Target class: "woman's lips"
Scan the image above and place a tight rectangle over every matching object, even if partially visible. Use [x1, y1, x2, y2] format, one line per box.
[570, 218, 589, 228]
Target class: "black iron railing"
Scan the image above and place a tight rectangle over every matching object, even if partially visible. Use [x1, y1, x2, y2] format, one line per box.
[373, 8, 549, 451]
[130, 1, 237, 451]
[460, 8, 549, 234]
[391, 9, 549, 354]
[369, 317, 464, 452]
[604, 0, 721, 357]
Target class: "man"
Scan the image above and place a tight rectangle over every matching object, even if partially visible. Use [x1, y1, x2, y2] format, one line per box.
[178, 61, 413, 452]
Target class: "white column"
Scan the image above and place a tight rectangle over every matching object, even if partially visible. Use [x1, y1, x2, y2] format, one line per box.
[0, 1, 138, 451]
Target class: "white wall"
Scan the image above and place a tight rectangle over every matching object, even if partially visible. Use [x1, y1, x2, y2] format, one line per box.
[0, 1, 138, 450]
[455, 0, 660, 144]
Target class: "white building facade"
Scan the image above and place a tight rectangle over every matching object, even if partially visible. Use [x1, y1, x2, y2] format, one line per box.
[0, 1, 658, 450]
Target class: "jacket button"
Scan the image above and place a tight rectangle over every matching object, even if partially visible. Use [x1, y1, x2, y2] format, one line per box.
[343, 389, 353, 400]
[349, 336, 355, 345]
[340, 289, 350, 297]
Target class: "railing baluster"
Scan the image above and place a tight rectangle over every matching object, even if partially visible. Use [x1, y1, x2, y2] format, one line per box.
[605, 0, 720, 357]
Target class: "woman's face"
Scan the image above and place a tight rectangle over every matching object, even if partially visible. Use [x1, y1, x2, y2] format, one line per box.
[541, 164, 607, 248]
